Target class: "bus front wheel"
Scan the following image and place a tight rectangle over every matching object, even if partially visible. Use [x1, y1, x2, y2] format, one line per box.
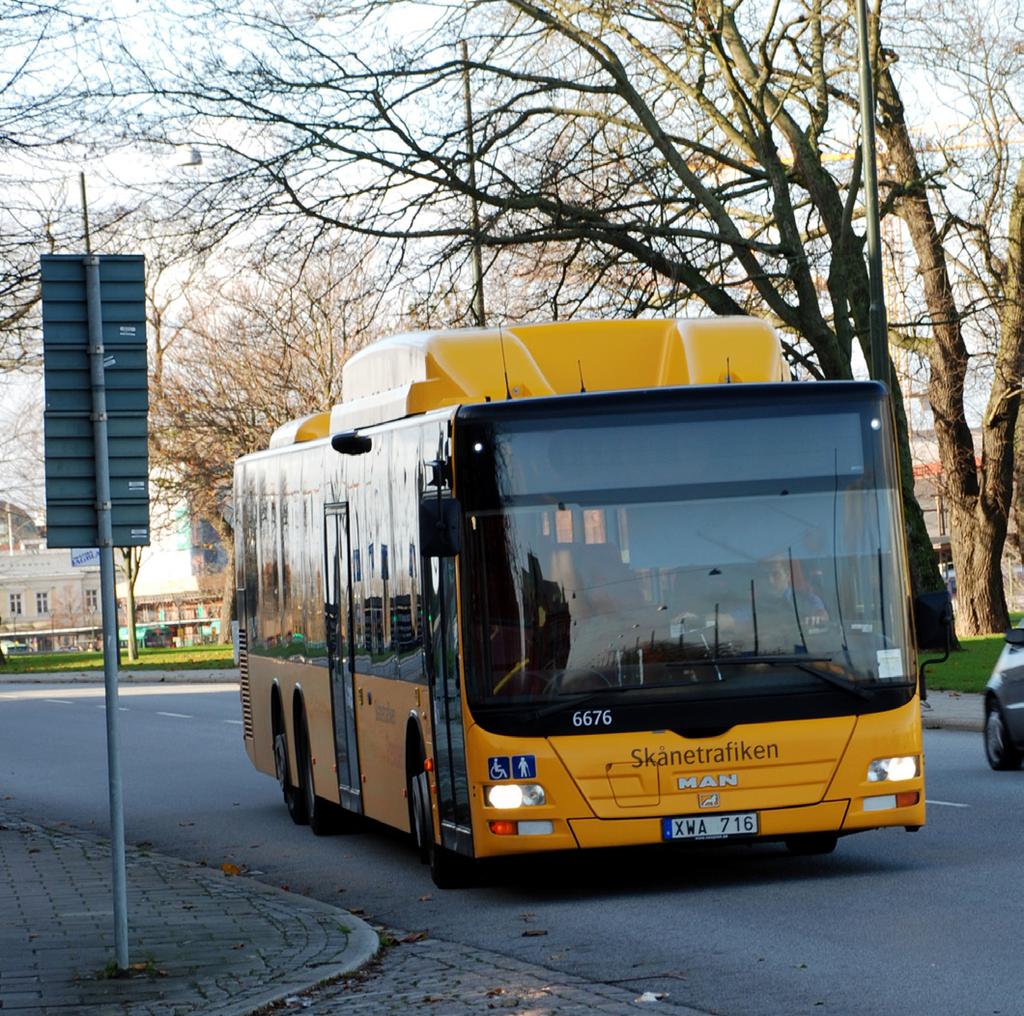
[409, 762, 477, 889]
[297, 711, 337, 836]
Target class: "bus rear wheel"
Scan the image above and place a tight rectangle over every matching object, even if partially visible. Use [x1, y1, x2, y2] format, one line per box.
[273, 724, 308, 826]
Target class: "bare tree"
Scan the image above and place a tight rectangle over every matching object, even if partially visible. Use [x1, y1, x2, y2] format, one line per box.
[871, 3, 1024, 632]
[149, 244, 386, 634]
[95, 0, 943, 596]
[0, 2, 117, 372]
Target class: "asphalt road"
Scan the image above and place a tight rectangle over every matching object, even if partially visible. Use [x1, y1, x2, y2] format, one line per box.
[1, 683, 1021, 1016]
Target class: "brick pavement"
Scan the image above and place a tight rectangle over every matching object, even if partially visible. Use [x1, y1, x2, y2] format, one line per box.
[254, 934, 708, 1015]
[0, 812, 377, 1016]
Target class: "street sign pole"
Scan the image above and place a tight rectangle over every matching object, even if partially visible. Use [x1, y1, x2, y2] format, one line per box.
[85, 254, 129, 971]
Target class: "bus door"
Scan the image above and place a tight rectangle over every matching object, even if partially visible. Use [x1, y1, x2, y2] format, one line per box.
[424, 553, 473, 854]
[324, 502, 361, 813]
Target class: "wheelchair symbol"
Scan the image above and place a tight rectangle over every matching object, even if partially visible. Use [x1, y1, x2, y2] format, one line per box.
[488, 756, 510, 780]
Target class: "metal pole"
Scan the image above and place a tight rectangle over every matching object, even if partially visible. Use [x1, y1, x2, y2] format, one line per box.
[84, 250, 130, 970]
[855, 0, 889, 385]
[461, 40, 486, 327]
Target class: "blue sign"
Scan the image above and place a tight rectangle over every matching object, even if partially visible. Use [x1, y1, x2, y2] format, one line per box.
[70, 547, 100, 568]
[488, 756, 510, 780]
[512, 754, 537, 779]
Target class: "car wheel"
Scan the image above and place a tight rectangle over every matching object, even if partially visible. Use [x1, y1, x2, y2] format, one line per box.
[984, 699, 1023, 771]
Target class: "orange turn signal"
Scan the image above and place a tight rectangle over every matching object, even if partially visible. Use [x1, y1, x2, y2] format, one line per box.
[489, 820, 517, 836]
[896, 791, 919, 808]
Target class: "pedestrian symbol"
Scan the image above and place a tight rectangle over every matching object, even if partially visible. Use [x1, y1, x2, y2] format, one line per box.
[512, 754, 536, 779]
[488, 756, 510, 780]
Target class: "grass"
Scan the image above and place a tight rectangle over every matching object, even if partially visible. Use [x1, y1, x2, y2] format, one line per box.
[924, 611, 1022, 695]
[0, 642, 235, 674]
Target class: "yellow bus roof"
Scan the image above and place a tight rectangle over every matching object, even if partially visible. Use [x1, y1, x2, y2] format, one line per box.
[269, 317, 789, 447]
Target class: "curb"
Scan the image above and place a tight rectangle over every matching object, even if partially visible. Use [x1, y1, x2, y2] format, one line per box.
[0, 669, 239, 684]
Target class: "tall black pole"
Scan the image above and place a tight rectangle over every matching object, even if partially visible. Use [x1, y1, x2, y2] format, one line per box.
[81, 171, 130, 970]
[461, 40, 486, 327]
[855, 0, 889, 385]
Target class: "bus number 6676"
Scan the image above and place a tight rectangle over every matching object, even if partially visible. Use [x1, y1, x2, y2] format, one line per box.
[572, 709, 613, 728]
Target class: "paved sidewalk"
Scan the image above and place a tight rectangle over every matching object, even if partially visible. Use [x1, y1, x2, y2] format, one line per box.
[0, 809, 711, 1016]
[0, 812, 377, 1015]
[921, 689, 983, 732]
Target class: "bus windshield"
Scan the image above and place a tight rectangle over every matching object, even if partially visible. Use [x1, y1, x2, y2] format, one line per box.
[458, 389, 913, 717]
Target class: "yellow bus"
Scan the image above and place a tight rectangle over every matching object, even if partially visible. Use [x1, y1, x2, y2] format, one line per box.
[234, 317, 928, 888]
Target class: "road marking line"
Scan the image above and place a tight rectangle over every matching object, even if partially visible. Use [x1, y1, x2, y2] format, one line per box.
[926, 799, 970, 808]
[156, 711, 192, 719]
[224, 719, 243, 725]
[0, 684, 237, 702]
[45, 699, 73, 705]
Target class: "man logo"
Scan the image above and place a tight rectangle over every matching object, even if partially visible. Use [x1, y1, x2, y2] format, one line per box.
[698, 792, 720, 809]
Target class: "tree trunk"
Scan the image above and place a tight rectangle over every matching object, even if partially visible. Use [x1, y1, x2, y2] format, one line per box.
[120, 548, 141, 661]
[208, 515, 236, 645]
[877, 65, 1014, 634]
[948, 503, 1007, 633]
[219, 546, 236, 646]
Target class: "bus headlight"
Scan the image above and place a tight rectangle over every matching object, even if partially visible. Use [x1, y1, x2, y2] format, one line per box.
[867, 756, 919, 782]
[485, 783, 546, 808]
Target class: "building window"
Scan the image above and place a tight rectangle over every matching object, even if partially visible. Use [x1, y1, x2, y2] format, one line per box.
[9, 593, 22, 616]
[36, 591, 49, 614]
[85, 588, 98, 611]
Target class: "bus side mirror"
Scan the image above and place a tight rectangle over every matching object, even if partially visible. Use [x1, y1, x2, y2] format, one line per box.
[1005, 627, 1024, 647]
[420, 496, 461, 557]
[914, 590, 953, 650]
[915, 590, 954, 701]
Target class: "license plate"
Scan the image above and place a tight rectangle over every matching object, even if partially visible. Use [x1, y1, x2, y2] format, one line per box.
[662, 811, 759, 841]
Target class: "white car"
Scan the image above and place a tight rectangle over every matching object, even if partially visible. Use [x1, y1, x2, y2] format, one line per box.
[984, 622, 1024, 770]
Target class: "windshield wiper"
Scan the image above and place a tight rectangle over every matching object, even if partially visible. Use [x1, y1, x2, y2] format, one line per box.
[666, 654, 874, 700]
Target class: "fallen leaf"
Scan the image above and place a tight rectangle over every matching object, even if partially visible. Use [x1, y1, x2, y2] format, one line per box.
[350, 907, 366, 915]
[418, 895, 432, 902]
[280, 884, 290, 892]
[486, 987, 507, 997]
[401, 931, 428, 943]
[231, 943, 246, 950]
[522, 929, 547, 937]
[221, 863, 243, 876]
